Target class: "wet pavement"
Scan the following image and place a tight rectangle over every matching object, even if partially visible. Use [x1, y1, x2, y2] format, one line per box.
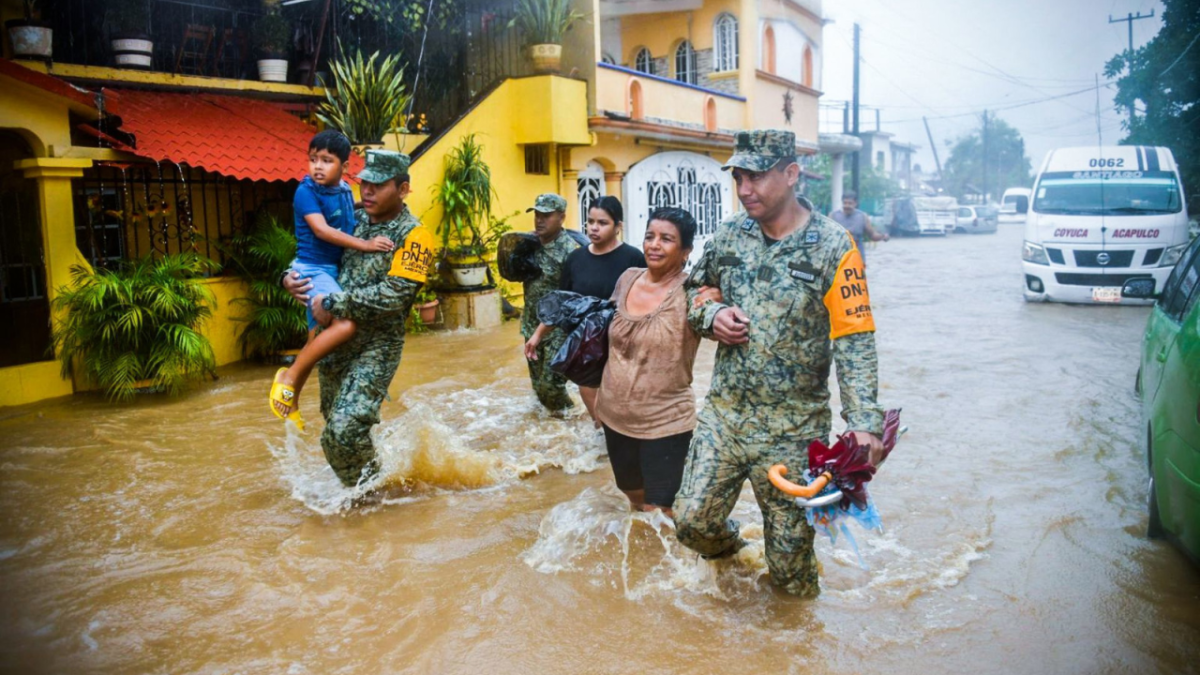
[2, 224, 1199, 674]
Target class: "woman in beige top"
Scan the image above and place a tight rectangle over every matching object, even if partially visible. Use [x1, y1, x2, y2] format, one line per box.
[595, 207, 702, 516]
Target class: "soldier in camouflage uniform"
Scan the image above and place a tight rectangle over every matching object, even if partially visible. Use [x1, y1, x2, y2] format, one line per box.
[673, 130, 885, 597]
[286, 150, 436, 486]
[520, 193, 581, 412]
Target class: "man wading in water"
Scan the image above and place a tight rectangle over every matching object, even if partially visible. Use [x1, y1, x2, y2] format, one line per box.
[674, 130, 886, 598]
[283, 150, 435, 486]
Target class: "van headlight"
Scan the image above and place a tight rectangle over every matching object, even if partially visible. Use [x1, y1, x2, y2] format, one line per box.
[1022, 241, 1049, 265]
[1160, 242, 1189, 267]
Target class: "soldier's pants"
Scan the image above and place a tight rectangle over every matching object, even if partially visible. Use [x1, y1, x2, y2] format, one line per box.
[525, 332, 573, 412]
[318, 335, 404, 487]
[673, 417, 820, 597]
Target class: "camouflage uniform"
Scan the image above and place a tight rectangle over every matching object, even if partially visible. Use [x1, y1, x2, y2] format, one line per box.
[520, 194, 580, 412]
[673, 130, 884, 597]
[316, 151, 435, 486]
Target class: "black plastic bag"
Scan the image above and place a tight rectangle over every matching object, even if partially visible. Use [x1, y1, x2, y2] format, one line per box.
[537, 291, 613, 334]
[497, 232, 542, 283]
[563, 229, 589, 247]
[550, 307, 614, 388]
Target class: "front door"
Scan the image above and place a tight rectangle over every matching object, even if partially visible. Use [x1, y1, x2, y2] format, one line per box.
[0, 134, 52, 367]
[624, 151, 733, 270]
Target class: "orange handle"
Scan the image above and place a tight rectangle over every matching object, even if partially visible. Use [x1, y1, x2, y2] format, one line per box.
[768, 465, 832, 498]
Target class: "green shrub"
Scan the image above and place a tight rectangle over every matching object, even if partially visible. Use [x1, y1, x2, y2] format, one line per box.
[51, 253, 217, 401]
[432, 134, 495, 256]
[223, 215, 308, 360]
[317, 42, 412, 145]
[108, 0, 150, 35]
[509, 0, 586, 45]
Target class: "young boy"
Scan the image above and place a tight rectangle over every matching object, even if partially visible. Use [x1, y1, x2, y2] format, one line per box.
[269, 130, 394, 428]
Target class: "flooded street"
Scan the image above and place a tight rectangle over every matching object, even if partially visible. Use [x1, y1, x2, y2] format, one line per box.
[3, 224, 1199, 674]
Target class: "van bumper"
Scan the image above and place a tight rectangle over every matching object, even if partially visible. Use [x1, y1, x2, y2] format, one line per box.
[1021, 263, 1169, 305]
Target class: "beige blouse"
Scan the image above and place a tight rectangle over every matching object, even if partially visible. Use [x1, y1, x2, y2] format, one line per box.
[595, 268, 701, 439]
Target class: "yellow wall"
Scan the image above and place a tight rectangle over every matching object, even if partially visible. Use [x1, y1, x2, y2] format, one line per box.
[202, 277, 252, 368]
[596, 65, 744, 130]
[752, 76, 819, 142]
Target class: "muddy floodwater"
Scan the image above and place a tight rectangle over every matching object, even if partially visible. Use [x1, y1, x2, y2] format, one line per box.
[3, 225, 1199, 674]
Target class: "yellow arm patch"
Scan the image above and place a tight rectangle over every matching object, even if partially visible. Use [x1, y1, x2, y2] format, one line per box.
[823, 246, 876, 339]
[388, 227, 436, 283]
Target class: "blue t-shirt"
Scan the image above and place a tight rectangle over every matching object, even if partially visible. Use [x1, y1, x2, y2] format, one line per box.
[293, 175, 356, 266]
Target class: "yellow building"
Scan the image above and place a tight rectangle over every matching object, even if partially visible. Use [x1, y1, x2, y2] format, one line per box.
[0, 0, 823, 407]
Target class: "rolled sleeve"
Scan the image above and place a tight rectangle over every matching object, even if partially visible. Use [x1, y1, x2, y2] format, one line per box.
[832, 331, 884, 435]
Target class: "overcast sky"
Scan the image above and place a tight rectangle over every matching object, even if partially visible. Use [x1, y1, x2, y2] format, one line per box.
[819, 0, 1164, 184]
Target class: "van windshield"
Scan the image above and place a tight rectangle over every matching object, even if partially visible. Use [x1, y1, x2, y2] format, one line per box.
[1034, 171, 1182, 215]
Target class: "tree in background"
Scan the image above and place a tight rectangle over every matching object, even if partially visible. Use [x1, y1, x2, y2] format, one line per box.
[803, 154, 902, 216]
[941, 116, 1032, 203]
[1104, 0, 1200, 209]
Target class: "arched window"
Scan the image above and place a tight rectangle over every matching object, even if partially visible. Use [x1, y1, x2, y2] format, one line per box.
[674, 41, 696, 85]
[634, 47, 652, 74]
[628, 79, 644, 120]
[713, 13, 738, 72]
[803, 45, 814, 87]
[763, 25, 776, 74]
[704, 97, 717, 132]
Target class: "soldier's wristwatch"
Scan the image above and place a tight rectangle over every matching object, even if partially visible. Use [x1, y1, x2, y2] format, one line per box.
[321, 295, 335, 313]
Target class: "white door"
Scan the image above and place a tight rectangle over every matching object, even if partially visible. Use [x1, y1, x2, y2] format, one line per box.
[575, 161, 605, 230]
[623, 151, 733, 270]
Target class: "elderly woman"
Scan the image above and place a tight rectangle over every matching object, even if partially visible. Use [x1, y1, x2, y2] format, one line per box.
[594, 207, 701, 516]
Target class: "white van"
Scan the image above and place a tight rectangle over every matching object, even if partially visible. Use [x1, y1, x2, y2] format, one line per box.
[1022, 146, 1190, 304]
[999, 187, 1031, 223]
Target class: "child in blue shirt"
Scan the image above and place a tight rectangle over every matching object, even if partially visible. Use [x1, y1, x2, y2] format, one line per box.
[269, 130, 394, 428]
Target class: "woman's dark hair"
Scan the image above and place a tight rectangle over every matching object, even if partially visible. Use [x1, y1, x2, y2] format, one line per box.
[309, 130, 351, 163]
[648, 206, 697, 249]
[589, 195, 624, 225]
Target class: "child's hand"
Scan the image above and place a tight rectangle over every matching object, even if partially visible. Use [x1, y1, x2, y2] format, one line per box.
[360, 236, 395, 253]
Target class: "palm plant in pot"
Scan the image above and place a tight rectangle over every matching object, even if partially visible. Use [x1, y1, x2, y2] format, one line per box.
[509, 0, 587, 74]
[254, 7, 291, 82]
[51, 253, 217, 401]
[316, 43, 412, 152]
[6, 0, 52, 61]
[432, 134, 496, 288]
[220, 214, 308, 361]
[108, 0, 153, 69]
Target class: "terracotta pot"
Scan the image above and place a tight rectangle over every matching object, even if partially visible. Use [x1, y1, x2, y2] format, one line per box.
[112, 34, 153, 70]
[417, 299, 439, 324]
[6, 20, 52, 61]
[528, 43, 562, 74]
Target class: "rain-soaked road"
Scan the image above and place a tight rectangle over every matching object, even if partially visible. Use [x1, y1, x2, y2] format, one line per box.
[2, 224, 1199, 674]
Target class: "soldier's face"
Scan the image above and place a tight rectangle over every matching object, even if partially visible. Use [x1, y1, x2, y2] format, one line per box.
[643, 219, 689, 273]
[732, 162, 799, 220]
[361, 179, 409, 221]
[534, 210, 565, 240]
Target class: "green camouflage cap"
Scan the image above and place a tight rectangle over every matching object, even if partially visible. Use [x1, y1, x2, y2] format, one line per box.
[357, 149, 412, 184]
[527, 193, 567, 213]
[723, 129, 797, 172]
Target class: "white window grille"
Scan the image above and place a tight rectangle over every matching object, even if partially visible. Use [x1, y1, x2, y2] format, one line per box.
[713, 14, 738, 72]
[634, 48, 652, 74]
[576, 163, 605, 229]
[645, 161, 723, 237]
[674, 41, 696, 85]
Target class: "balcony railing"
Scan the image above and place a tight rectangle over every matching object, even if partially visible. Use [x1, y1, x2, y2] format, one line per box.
[595, 62, 745, 133]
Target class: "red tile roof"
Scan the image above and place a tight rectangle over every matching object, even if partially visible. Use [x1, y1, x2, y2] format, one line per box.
[110, 89, 363, 183]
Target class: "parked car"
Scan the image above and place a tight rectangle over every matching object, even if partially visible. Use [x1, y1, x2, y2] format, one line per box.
[1124, 233, 1200, 565]
[882, 196, 956, 236]
[999, 187, 1031, 224]
[955, 204, 998, 233]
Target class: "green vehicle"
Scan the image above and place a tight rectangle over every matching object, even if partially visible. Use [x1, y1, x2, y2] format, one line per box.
[1124, 234, 1200, 564]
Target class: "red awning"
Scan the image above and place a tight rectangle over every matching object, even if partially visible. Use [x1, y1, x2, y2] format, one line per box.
[109, 89, 363, 183]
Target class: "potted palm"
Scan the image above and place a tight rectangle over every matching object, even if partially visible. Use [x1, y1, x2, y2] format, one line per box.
[254, 7, 290, 82]
[221, 215, 308, 361]
[509, 0, 587, 74]
[6, 1, 52, 61]
[51, 253, 218, 401]
[432, 134, 495, 287]
[108, 0, 154, 69]
[316, 43, 412, 152]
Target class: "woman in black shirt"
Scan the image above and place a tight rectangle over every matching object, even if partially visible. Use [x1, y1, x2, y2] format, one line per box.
[524, 196, 645, 424]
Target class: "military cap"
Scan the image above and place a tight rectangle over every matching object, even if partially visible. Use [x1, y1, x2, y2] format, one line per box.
[723, 129, 798, 172]
[357, 149, 412, 184]
[526, 193, 568, 213]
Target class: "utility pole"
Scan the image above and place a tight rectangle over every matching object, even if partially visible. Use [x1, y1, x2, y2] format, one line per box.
[851, 23, 861, 195]
[923, 116, 943, 190]
[982, 110, 990, 204]
[1108, 10, 1155, 122]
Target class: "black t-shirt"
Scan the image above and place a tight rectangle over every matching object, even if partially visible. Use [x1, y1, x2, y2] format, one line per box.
[560, 243, 647, 299]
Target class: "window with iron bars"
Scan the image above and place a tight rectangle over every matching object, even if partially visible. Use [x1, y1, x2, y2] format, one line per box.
[525, 145, 551, 175]
[713, 14, 739, 72]
[675, 41, 697, 85]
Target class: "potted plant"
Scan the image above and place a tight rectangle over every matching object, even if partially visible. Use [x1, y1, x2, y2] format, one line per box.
[51, 253, 218, 401]
[6, 1, 52, 61]
[254, 7, 290, 82]
[432, 134, 496, 287]
[220, 215, 308, 361]
[413, 285, 440, 325]
[108, 0, 153, 69]
[316, 42, 412, 151]
[509, 0, 587, 74]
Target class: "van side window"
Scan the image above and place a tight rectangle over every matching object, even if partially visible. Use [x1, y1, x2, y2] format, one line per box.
[1160, 240, 1200, 321]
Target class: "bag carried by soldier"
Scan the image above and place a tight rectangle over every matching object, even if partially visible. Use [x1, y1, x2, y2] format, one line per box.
[496, 232, 543, 283]
[537, 291, 614, 388]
